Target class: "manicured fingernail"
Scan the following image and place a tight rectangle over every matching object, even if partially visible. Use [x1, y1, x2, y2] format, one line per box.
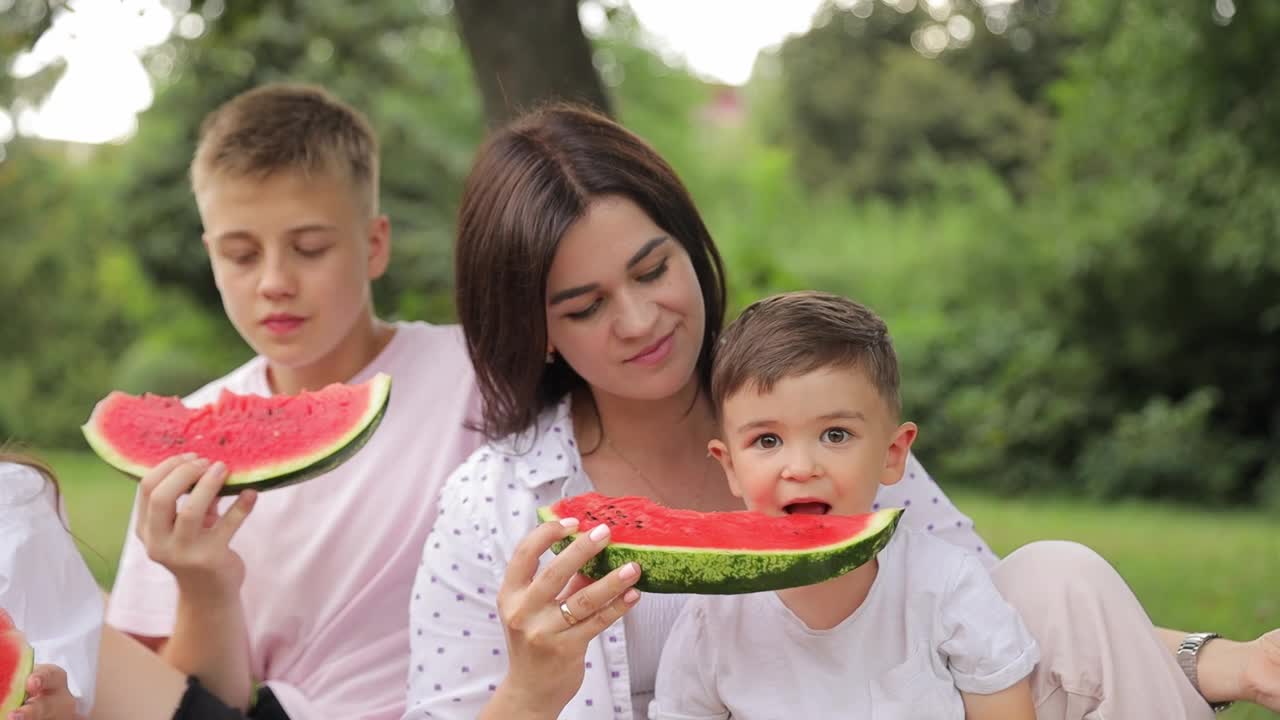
[209, 461, 226, 479]
[623, 589, 640, 603]
[619, 562, 638, 580]
[589, 524, 610, 542]
[183, 452, 198, 461]
[559, 517, 579, 529]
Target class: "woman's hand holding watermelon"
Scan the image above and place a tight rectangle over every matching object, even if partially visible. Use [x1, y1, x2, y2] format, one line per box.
[482, 519, 642, 719]
[135, 454, 257, 595]
[8, 664, 79, 720]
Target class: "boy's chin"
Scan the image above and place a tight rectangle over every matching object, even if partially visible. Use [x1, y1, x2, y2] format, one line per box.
[249, 340, 327, 372]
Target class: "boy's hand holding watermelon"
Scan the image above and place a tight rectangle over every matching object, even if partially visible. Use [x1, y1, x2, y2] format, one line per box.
[135, 454, 257, 596]
[132, 454, 258, 711]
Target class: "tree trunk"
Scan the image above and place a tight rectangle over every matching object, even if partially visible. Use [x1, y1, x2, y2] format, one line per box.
[453, 0, 613, 126]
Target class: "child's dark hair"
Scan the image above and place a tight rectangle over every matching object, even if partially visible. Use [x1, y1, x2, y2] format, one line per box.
[711, 291, 901, 418]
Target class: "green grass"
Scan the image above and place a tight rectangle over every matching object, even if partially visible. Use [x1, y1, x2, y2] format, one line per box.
[954, 490, 1279, 720]
[45, 452, 1278, 718]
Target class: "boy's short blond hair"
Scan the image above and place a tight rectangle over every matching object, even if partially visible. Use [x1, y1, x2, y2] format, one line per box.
[711, 291, 902, 419]
[190, 83, 379, 215]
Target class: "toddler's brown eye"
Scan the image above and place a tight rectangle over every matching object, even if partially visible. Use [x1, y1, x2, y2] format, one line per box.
[822, 428, 850, 444]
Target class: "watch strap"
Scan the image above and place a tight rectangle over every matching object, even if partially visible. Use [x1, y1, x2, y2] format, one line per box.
[1177, 632, 1234, 713]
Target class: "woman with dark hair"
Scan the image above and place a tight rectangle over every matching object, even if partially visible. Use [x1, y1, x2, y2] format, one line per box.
[403, 104, 1279, 720]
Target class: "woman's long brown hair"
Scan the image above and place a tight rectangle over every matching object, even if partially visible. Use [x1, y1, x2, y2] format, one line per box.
[454, 103, 728, 442]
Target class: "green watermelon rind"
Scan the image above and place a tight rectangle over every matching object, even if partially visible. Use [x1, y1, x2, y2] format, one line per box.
[535, 505, 904, 594]
[212, 388, 390, 496]
[0, 634, 33, 714]
[80, 373, 392, 496]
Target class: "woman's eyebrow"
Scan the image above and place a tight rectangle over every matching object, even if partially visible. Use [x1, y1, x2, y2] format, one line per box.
[626, 235, 668, 269]
[549, 283, 600, 306]
[549, 236, 671, 306]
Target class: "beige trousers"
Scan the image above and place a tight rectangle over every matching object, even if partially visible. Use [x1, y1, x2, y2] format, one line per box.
[991, 541, 1217, 720]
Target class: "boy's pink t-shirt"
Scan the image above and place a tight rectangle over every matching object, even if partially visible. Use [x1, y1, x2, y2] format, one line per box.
[106, 322, 484, 720]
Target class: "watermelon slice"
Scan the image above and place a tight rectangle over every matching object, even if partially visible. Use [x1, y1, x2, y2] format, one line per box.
[537, 493, 903, 594]
[81, 373, 391, 495]
[0, 613, 34, 715]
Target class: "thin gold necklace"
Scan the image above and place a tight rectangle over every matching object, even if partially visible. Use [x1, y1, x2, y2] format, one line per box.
[603, 432, 711, 508]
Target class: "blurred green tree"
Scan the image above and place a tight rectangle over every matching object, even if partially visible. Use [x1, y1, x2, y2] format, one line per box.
[1036, 0, 1280, 501]
[764, 0, 1068, 201]
[912, 0, 1280, 504]
[0, 139, 240, 445]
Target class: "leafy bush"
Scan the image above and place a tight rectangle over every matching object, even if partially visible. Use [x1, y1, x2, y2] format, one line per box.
[1076, 389, 1264, 504]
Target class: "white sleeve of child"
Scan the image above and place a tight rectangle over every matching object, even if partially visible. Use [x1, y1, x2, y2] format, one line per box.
[0, 483, 103, 715]
[938, 553, 1039, 695]
[649, 600, 729, 720]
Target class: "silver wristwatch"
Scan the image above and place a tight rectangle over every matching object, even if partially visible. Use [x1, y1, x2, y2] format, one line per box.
[1177, 632, 1234, 713]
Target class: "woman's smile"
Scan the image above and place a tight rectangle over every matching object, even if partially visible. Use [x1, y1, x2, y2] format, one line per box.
[625, 331, 675, 366]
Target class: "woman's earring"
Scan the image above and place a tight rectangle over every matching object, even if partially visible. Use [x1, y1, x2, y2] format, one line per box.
[546, 350, 556, 364]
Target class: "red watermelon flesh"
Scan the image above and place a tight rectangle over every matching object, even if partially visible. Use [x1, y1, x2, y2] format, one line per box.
[537, 493, 903, 594]
[551, 493, 882, 550]
[0, 609, 12, 633]
[0, 624, 34, 714]
[82, 373, 391, 495]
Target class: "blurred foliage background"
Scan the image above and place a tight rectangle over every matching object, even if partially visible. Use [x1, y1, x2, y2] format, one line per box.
[2, 0, 1278, 510]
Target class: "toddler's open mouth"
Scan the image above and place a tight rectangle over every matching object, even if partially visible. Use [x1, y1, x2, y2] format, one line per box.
[783, 501, 831, 515]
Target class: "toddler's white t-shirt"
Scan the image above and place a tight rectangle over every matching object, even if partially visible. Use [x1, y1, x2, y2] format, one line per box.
[651, 527, 1038, 720]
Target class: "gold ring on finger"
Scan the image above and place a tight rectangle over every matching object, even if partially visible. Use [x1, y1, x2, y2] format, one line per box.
[559, 600, 579, 627]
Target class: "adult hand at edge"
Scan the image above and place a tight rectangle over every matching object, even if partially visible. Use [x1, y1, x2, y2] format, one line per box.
[1242, 628, 1280, 711]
